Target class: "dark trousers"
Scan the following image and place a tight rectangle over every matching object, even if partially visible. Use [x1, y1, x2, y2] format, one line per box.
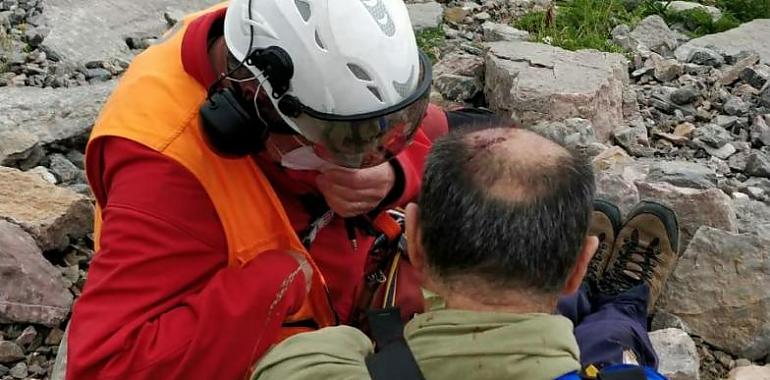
[557, 284, 659, 369]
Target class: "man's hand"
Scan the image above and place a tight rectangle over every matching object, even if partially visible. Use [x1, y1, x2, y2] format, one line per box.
[316, 163, 395, 217]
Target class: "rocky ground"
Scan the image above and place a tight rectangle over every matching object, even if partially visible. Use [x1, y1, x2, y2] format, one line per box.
[1, 0, 769, 379]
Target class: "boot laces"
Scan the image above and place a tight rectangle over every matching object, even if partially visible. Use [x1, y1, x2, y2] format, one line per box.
[586, 232, 610, 282]
[599, 230, 661, 295]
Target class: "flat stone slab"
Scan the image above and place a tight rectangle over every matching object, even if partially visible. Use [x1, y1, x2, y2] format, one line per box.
[40, 0, 221, 64]
[675, 20, 770, 64]
[0, 82, 115, 165]
[484, 41, 628, 141]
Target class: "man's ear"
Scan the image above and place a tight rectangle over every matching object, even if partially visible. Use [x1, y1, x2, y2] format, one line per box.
[562, 235, 599, 295]
[405, 203, 426, 276]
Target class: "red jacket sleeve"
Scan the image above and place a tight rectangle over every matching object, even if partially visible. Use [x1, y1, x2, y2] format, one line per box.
[68, 137, 307, 380]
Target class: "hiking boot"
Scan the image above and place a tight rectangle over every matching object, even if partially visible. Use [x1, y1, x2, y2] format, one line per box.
[598, 201, 680, 312]
[585, 200, 623, 287]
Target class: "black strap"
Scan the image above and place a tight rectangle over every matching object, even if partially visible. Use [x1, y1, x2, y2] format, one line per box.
[365, 308, 425, 380]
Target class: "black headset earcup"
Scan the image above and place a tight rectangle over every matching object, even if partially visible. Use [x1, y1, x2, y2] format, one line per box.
[199, 88, 268, 157]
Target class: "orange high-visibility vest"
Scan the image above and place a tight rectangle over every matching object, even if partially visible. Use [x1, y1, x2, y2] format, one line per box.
[86, 4, 337, 340]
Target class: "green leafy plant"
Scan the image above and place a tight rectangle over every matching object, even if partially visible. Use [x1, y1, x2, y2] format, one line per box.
[415, 27, 446, 62]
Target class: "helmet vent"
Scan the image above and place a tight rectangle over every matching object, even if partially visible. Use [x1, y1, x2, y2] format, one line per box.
[367, 86, 384, 102]
[347, 64, 372, 82]
[392, 65, 416, 99]
[294, 0, 311, 22]
[314, 29, 326, 50]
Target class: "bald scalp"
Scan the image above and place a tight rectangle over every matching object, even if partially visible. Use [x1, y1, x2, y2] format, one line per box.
[463, 128, 573, 202]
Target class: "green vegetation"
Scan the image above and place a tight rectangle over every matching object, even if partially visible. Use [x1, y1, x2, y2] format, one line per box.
[717, 0, 770, 22]
[514, 0, 769, 53]
[415, 27, 446, 62]
[664, 8, 739, 36]
[515, 0, 638, 53]
[0, 29, 9, 74]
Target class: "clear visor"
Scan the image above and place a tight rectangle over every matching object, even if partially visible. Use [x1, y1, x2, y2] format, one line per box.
[287, 93, 430, 168]
[279, 52, 433, 169]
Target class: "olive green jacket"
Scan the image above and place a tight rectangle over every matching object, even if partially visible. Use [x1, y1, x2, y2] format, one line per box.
[252, 309, 580, 380]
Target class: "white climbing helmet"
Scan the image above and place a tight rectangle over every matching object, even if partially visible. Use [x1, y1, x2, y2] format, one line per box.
[224, 0, 433, 168]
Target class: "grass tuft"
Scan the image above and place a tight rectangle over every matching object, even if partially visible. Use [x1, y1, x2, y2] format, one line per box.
[416, 27, 446, 62]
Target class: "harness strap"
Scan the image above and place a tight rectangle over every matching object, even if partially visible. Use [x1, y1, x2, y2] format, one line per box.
[364, 308, 425, 380]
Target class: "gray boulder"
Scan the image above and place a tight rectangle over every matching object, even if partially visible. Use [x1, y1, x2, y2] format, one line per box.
[485, 41, 628, 141]
[745, 151, 770, 178]
[729, 365, 770, 380]
[761, 86, 770, 108]
[647, 161, 717, 189]
[482, 22, 530, 42]
[613, 125, 651, 156]
[0, 166, 93, 251]
[592, 148, 648, 215]
[596, 171, 641, 216]
[9, 362, 27, 379]
[407, 1, 444, 31]
[723, 96, 750, 116]
[671, 86, 700, 105]
[750, 115, 770, 147]
[693, 124, 737, 159]
[0, 82, 115, 162]
[0, 129, 43, 168]
[720, 51, 760, 85]
[0, 341, 24, 364]
[628, 15, 679, 55]
[650, 328, 700, 380]
[530, 118, 597, 147]
[0, 220, 73, 326]
[659, 227, 770, 360]
[40, 0, 221, 65]
[676, 20, 770, 64]
[686, 47, 724, 67]
[649, 53, 683, 82]
[740, 64, 770, 89]
[732, 197, 770, 234]
[666, 1, 722, 21]
[48, 153, 83, 185]
[433, 51, 484, 102]
[434, 75, 481, 101]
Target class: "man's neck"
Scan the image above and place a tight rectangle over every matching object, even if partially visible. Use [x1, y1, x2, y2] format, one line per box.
[427, 277, 558, 314]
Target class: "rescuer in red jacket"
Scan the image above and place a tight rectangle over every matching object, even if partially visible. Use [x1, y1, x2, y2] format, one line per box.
[60, 0, 471, 379]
